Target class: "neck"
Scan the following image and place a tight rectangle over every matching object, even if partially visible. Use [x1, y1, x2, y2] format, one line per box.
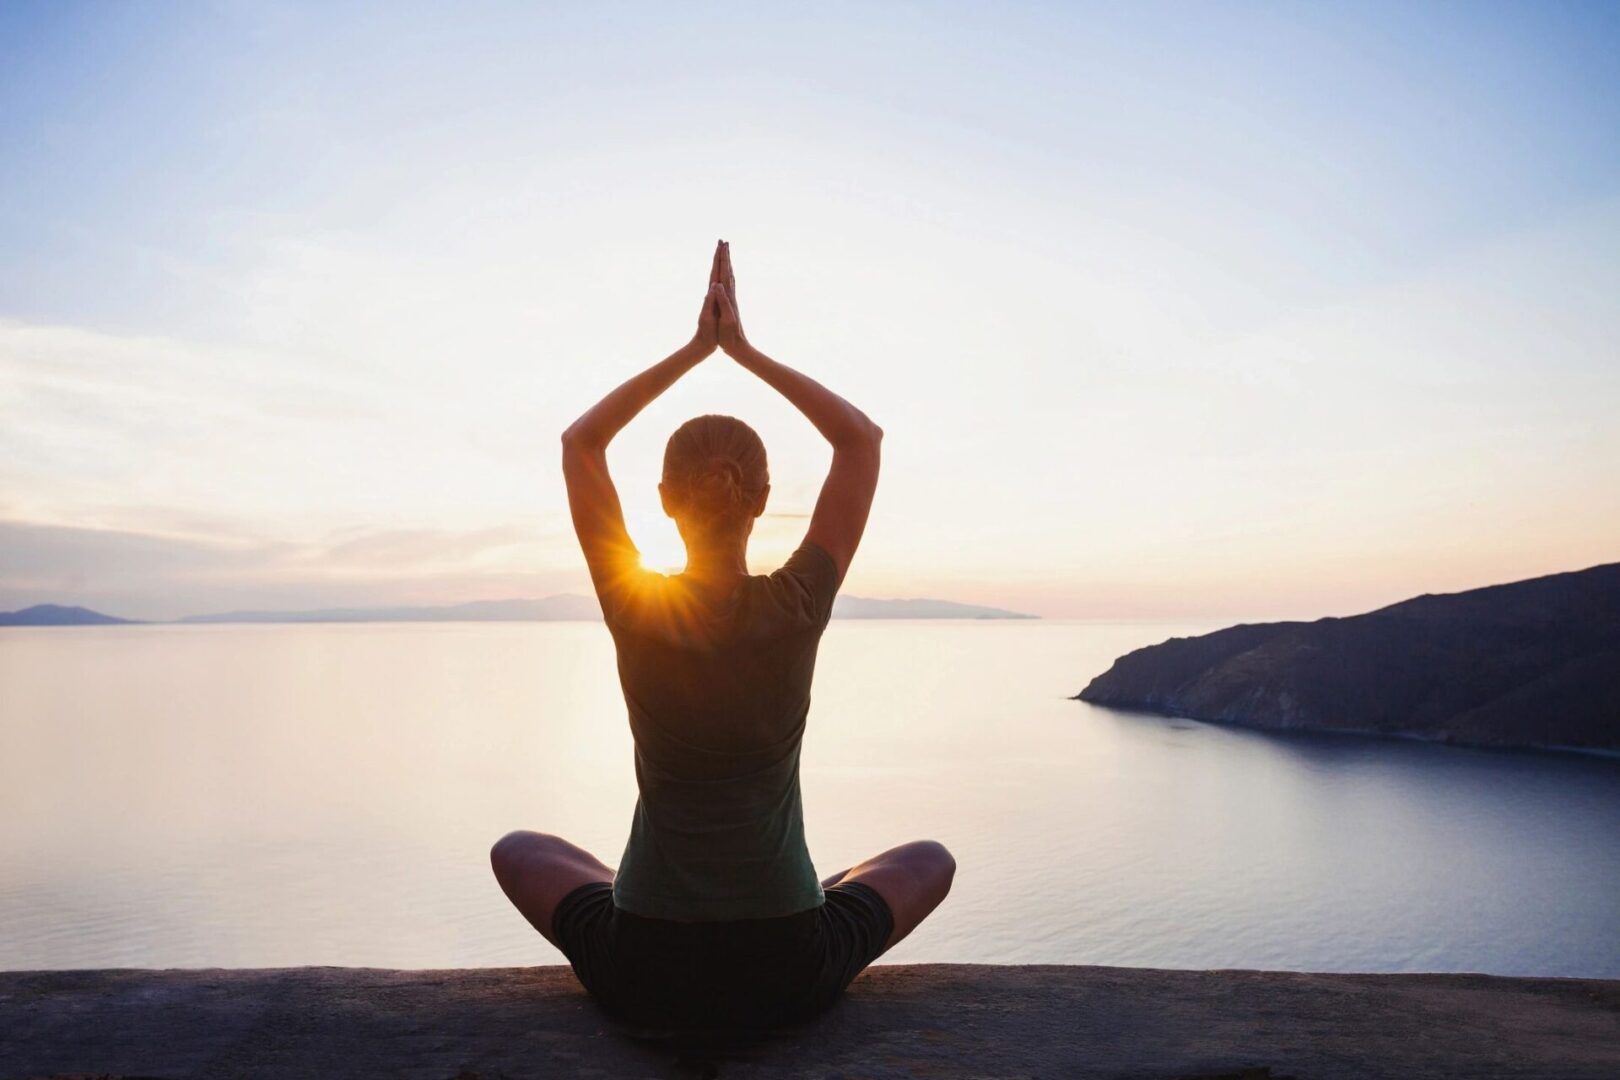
[681, 538, 748, 580]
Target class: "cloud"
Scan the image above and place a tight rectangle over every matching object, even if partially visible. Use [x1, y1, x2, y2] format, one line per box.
[321, 525, 535, 567]
[0, 318, 387, 523]
[0, 310, 592, 535]
[0, 519, 577, 621]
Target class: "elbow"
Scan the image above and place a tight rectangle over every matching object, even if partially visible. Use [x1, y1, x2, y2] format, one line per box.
[560, 424, 599, 452]
[830, 414, 880, 452]
[833, 404, 881, 448]
[834, 419, 881, 460]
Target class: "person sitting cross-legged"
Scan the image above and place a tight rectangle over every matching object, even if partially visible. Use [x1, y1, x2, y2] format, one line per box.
[491, 240, 955, 1032]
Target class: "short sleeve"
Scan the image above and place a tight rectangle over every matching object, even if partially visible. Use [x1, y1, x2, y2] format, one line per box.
[594, 562, 663, 632]
[769, 540, 843, 630]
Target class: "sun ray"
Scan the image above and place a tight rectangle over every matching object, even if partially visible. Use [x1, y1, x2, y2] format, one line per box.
[628, 514, 687, 575]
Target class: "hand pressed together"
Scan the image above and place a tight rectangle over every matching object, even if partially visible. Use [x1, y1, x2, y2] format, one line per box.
[691, 239, 751, 360]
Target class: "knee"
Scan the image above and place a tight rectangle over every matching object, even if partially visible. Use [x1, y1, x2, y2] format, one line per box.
[909, 839, 956, 889]
[490, 829, 553, 878]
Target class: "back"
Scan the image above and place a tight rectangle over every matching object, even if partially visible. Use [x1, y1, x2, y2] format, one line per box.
[602, 540, 843, 921]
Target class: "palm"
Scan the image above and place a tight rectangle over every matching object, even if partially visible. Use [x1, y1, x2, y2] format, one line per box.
[715, 240, 747, 354]
[693, 239, 747, 356]
[692, 241, 725, 353]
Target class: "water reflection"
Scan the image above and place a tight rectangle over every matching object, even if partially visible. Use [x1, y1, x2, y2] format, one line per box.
[2, 620, 1617, 976]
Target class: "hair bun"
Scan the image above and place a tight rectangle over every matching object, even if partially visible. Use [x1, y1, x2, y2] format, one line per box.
[661, 415, 769, 531]
[692, 459, 743, 509]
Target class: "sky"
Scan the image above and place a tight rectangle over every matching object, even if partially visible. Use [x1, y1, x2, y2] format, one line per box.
[1, 1, 1618, 620]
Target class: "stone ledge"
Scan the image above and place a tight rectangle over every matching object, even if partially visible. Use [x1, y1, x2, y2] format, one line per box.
[2, 964, 1617, 1079]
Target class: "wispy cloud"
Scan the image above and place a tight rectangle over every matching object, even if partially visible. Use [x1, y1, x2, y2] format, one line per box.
[0, 519, 576, 621]
[3, 4, 1618, 619]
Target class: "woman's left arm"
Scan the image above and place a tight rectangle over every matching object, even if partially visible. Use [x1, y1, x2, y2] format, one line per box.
[562, 244, 725, 596]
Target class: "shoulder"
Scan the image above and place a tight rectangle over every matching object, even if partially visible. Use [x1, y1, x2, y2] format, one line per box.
[765, 540, 843, 629]
[606, 569, 750, 645]
[771, 539, 842, 587]
[597, 565, 670, 631]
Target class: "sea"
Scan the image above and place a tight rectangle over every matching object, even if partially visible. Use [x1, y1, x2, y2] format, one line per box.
[3, 619, 1617, 976]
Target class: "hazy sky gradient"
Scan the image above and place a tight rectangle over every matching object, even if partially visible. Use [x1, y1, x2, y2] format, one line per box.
[3, 1, 1618, 619]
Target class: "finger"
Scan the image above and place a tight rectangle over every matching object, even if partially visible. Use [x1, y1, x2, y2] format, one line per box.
[721, 241, 734, 292]
[716, 282, 738, 321]
[710, 240, 724, 285]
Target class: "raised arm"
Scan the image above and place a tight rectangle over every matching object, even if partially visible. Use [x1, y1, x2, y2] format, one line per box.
[562, 245, 724, 599]
[713, 242, 881, 583]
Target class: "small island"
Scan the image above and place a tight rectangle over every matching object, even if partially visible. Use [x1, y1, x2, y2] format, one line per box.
[0, 604, 139, 627]
[1077, 562, 1620, 754]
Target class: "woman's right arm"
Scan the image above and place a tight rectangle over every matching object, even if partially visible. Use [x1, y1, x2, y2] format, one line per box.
[562, 244, 725, 603]
[713, 247, 881, 582]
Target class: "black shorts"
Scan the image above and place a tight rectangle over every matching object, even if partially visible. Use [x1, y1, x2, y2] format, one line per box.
[551, 881, 895, 1031]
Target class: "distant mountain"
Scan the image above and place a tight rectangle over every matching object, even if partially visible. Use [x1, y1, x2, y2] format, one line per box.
[181, 594, 1034, 623]
[3, 593, 1036, 627]
[1076, 563, 1620, 754]
[832, 596, 1035, 620]
[0, 604, 138, 626]
[179, 596, 603, 624]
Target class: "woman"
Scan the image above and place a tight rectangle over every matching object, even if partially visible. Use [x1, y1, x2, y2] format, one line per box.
[491, 240, 955, 1031]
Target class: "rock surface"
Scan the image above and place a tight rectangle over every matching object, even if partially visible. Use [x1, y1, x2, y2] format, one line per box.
[1077, 562, 1620, 752]
[3, 964, 1618, 1079]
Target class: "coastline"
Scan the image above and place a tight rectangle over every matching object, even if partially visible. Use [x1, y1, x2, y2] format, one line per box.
[1079, 699, 1620, 761]
[4, 964, 1617, 1079]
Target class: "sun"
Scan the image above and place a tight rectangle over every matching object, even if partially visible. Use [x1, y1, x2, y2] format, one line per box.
[633, 520, 688, 576]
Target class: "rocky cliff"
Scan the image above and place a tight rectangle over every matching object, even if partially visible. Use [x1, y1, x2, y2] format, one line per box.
[1077, 562, 1620, 752]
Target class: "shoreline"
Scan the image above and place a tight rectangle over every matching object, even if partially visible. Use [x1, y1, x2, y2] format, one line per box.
[1078, 698, 1620, 761]
[5, 963, 1617, 1079]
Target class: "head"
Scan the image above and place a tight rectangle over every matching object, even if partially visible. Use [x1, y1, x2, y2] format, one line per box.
[658, 414, 770, 556]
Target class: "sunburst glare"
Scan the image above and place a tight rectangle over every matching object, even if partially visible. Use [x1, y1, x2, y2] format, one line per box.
[630, 514, 688, 575]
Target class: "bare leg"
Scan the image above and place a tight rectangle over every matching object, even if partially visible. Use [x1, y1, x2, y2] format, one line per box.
[823, 839, 955, 952]
[490, 830, 615, 948]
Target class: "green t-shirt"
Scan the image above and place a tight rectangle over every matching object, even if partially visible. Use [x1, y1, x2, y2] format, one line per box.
[601, 540, 843, 921]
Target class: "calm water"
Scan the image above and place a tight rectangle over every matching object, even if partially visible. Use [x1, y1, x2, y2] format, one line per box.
[2, 620, 1617, 976]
